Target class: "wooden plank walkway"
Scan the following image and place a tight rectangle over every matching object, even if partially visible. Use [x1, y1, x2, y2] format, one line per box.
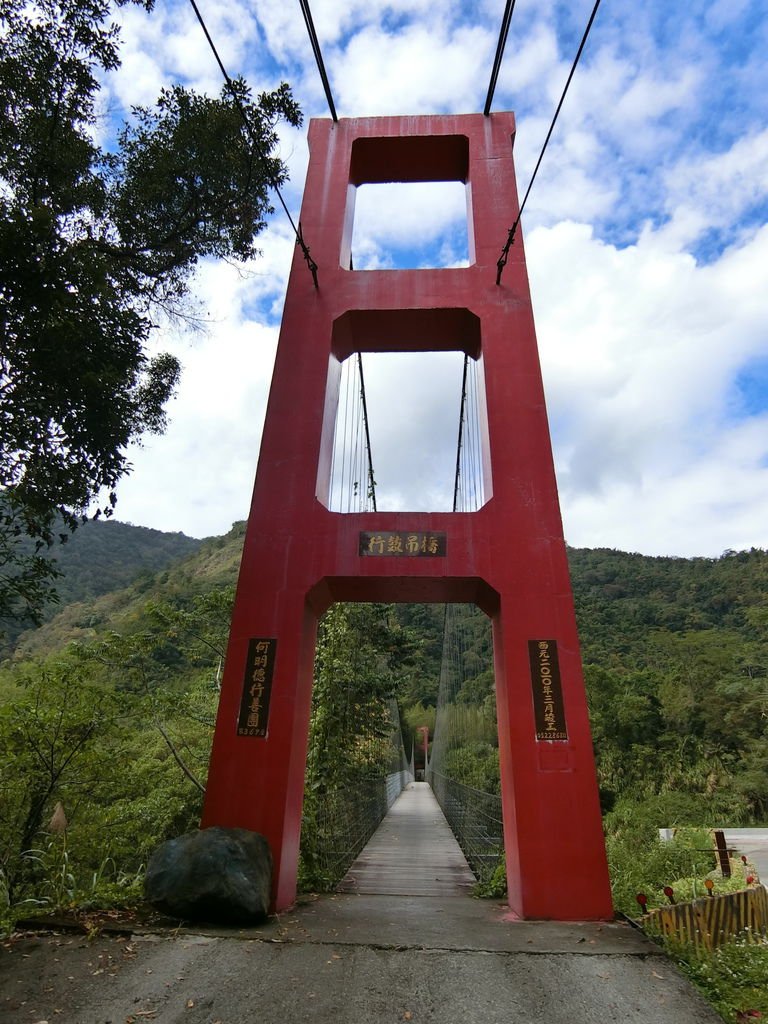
[337, 781, 476, 896]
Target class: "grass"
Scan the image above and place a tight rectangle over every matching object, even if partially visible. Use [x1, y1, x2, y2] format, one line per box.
[668, 936, 768, 1023]
[605, 824, 768, 1023]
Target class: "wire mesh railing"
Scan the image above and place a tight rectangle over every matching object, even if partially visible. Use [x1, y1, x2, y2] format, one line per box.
[426, 601, 503, 883]
[428, 770, 504, 883]
[302, 768, 412, 886]
[300, 652, 413, 890]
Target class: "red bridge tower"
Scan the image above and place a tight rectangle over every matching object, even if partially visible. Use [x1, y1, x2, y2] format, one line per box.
[202, 113, 613, 920]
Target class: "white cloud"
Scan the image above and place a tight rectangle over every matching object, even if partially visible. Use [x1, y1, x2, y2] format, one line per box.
[112, 256, 284, 536]
[253, 0, 458, 64]
[335, 23, 493, 116]
[357, 351, 465, 512]
[99, 0, 768, 557]
[658, 129, 768, 250]
[564, 414, 768, 556]
[351, 181, 468, 267]
[495, 21, 559, 98]
[527, 219, 768, 554]
[109, 0, 266, 113]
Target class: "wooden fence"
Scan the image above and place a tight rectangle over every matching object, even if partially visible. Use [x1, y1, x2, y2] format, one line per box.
[640, 886, 768, 952]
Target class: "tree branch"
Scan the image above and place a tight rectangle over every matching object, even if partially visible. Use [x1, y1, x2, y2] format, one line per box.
[155, 720, 205, 794]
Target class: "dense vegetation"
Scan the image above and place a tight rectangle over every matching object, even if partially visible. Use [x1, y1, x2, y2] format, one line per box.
[411, 548, 768, 827]
[1, 525, 766, 1020]
[1, 519, 201, 653]
[0, 0, 300, 625]
[2, 531, 767, 857]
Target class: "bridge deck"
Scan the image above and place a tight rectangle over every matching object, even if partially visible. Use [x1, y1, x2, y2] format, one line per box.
[337, 781, 476, 896]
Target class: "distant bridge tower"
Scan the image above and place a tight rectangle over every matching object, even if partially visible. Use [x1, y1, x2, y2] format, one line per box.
[202, 113, 614, 920]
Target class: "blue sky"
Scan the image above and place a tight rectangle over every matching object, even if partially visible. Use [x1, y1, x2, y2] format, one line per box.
[100, 0, 768, 556]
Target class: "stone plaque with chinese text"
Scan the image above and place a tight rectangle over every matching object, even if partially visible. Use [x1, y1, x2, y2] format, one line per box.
[528, 639, 568, 741]
[237, 638, 277, 738]
[359, 531, 446, 557]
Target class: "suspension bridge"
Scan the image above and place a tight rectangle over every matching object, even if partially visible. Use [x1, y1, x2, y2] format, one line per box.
[299, 313, 506, 901]
[201, 111, 613, 922]
[181, 0, 618, 922]
[0, 4, 746, 1020]
[299, 600, 505, 900]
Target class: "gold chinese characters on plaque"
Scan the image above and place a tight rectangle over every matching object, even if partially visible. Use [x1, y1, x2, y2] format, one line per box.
[358, 531, 447, 557]
[528, 639, 568, 741]
[237, 638, 277, 738]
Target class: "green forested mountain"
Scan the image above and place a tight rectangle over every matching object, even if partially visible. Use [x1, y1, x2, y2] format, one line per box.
[5, 522, 244, 661]
[1, 525, 766, 925]
[2, 519, 203, 656]
[569, 546, 768, 658]
[11, 524, 766, 672]
[569, 546, 768, 823]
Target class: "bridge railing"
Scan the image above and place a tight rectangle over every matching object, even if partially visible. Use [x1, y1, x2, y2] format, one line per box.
[302, 768, 412, 886]
[428, 770, 503, 883]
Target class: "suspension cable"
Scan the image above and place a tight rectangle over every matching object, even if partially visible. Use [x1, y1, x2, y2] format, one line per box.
[484, 0, 517, 116]
[348, 376, 363, 512]
[298, 0, 339, 122]
[186, 0, 319, 288]
[357, 353, 377, 512]
[338, 358, 353, 510]
[496, 0, 603, 285]
[453, 355, 469, 513]
[469, 360, 484, 509]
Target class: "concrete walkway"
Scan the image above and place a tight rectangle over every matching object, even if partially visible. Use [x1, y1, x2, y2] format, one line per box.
[1, 787, 729, 1022]
[1, 898, 724, 1023]
[337, 781, 476, 896]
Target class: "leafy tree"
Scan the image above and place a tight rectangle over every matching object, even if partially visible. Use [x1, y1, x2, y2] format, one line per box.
[0, 654, 217, 914]
[306, 604, 401, 794]
[442, 741, 500, 793]
[300, 603, 410, 887]
[0, 0, 301, 627]
[0, 499, 62, 632]
[401, 700, 436, 752]
[0, 657, 118, 897]
[143, 588, 234, 679]
[71, 594, 231, 791]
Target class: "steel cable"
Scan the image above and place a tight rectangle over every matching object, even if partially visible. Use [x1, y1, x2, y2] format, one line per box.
[298, 0, 339, 121]
[496, 0, 604, 284]
[484, 0, 517, 116]
[186, 0, 319, 286]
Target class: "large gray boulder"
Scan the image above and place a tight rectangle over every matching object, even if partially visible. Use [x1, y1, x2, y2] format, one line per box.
[145, 826, 272, 924]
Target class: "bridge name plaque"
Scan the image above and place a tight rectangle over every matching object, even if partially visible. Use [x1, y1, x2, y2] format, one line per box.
[237, 638, 277, 738]
[359, 531, 446, 557]
[528, 639, 568, 741]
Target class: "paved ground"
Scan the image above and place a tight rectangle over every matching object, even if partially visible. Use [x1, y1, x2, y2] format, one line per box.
[723, 829, 768, 881]
[1, 898, 723, 1024]
[1, 783, 726, 1023]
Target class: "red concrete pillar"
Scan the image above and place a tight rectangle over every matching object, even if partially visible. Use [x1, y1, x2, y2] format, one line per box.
[201, 113, 614, 920]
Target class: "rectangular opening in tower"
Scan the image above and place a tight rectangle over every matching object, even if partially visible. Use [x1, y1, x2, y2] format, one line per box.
[324, 351, 486, 514]
[344, 132, 472, 271]
[350, 181, 469, 270]
[300, 600, 499, 896]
